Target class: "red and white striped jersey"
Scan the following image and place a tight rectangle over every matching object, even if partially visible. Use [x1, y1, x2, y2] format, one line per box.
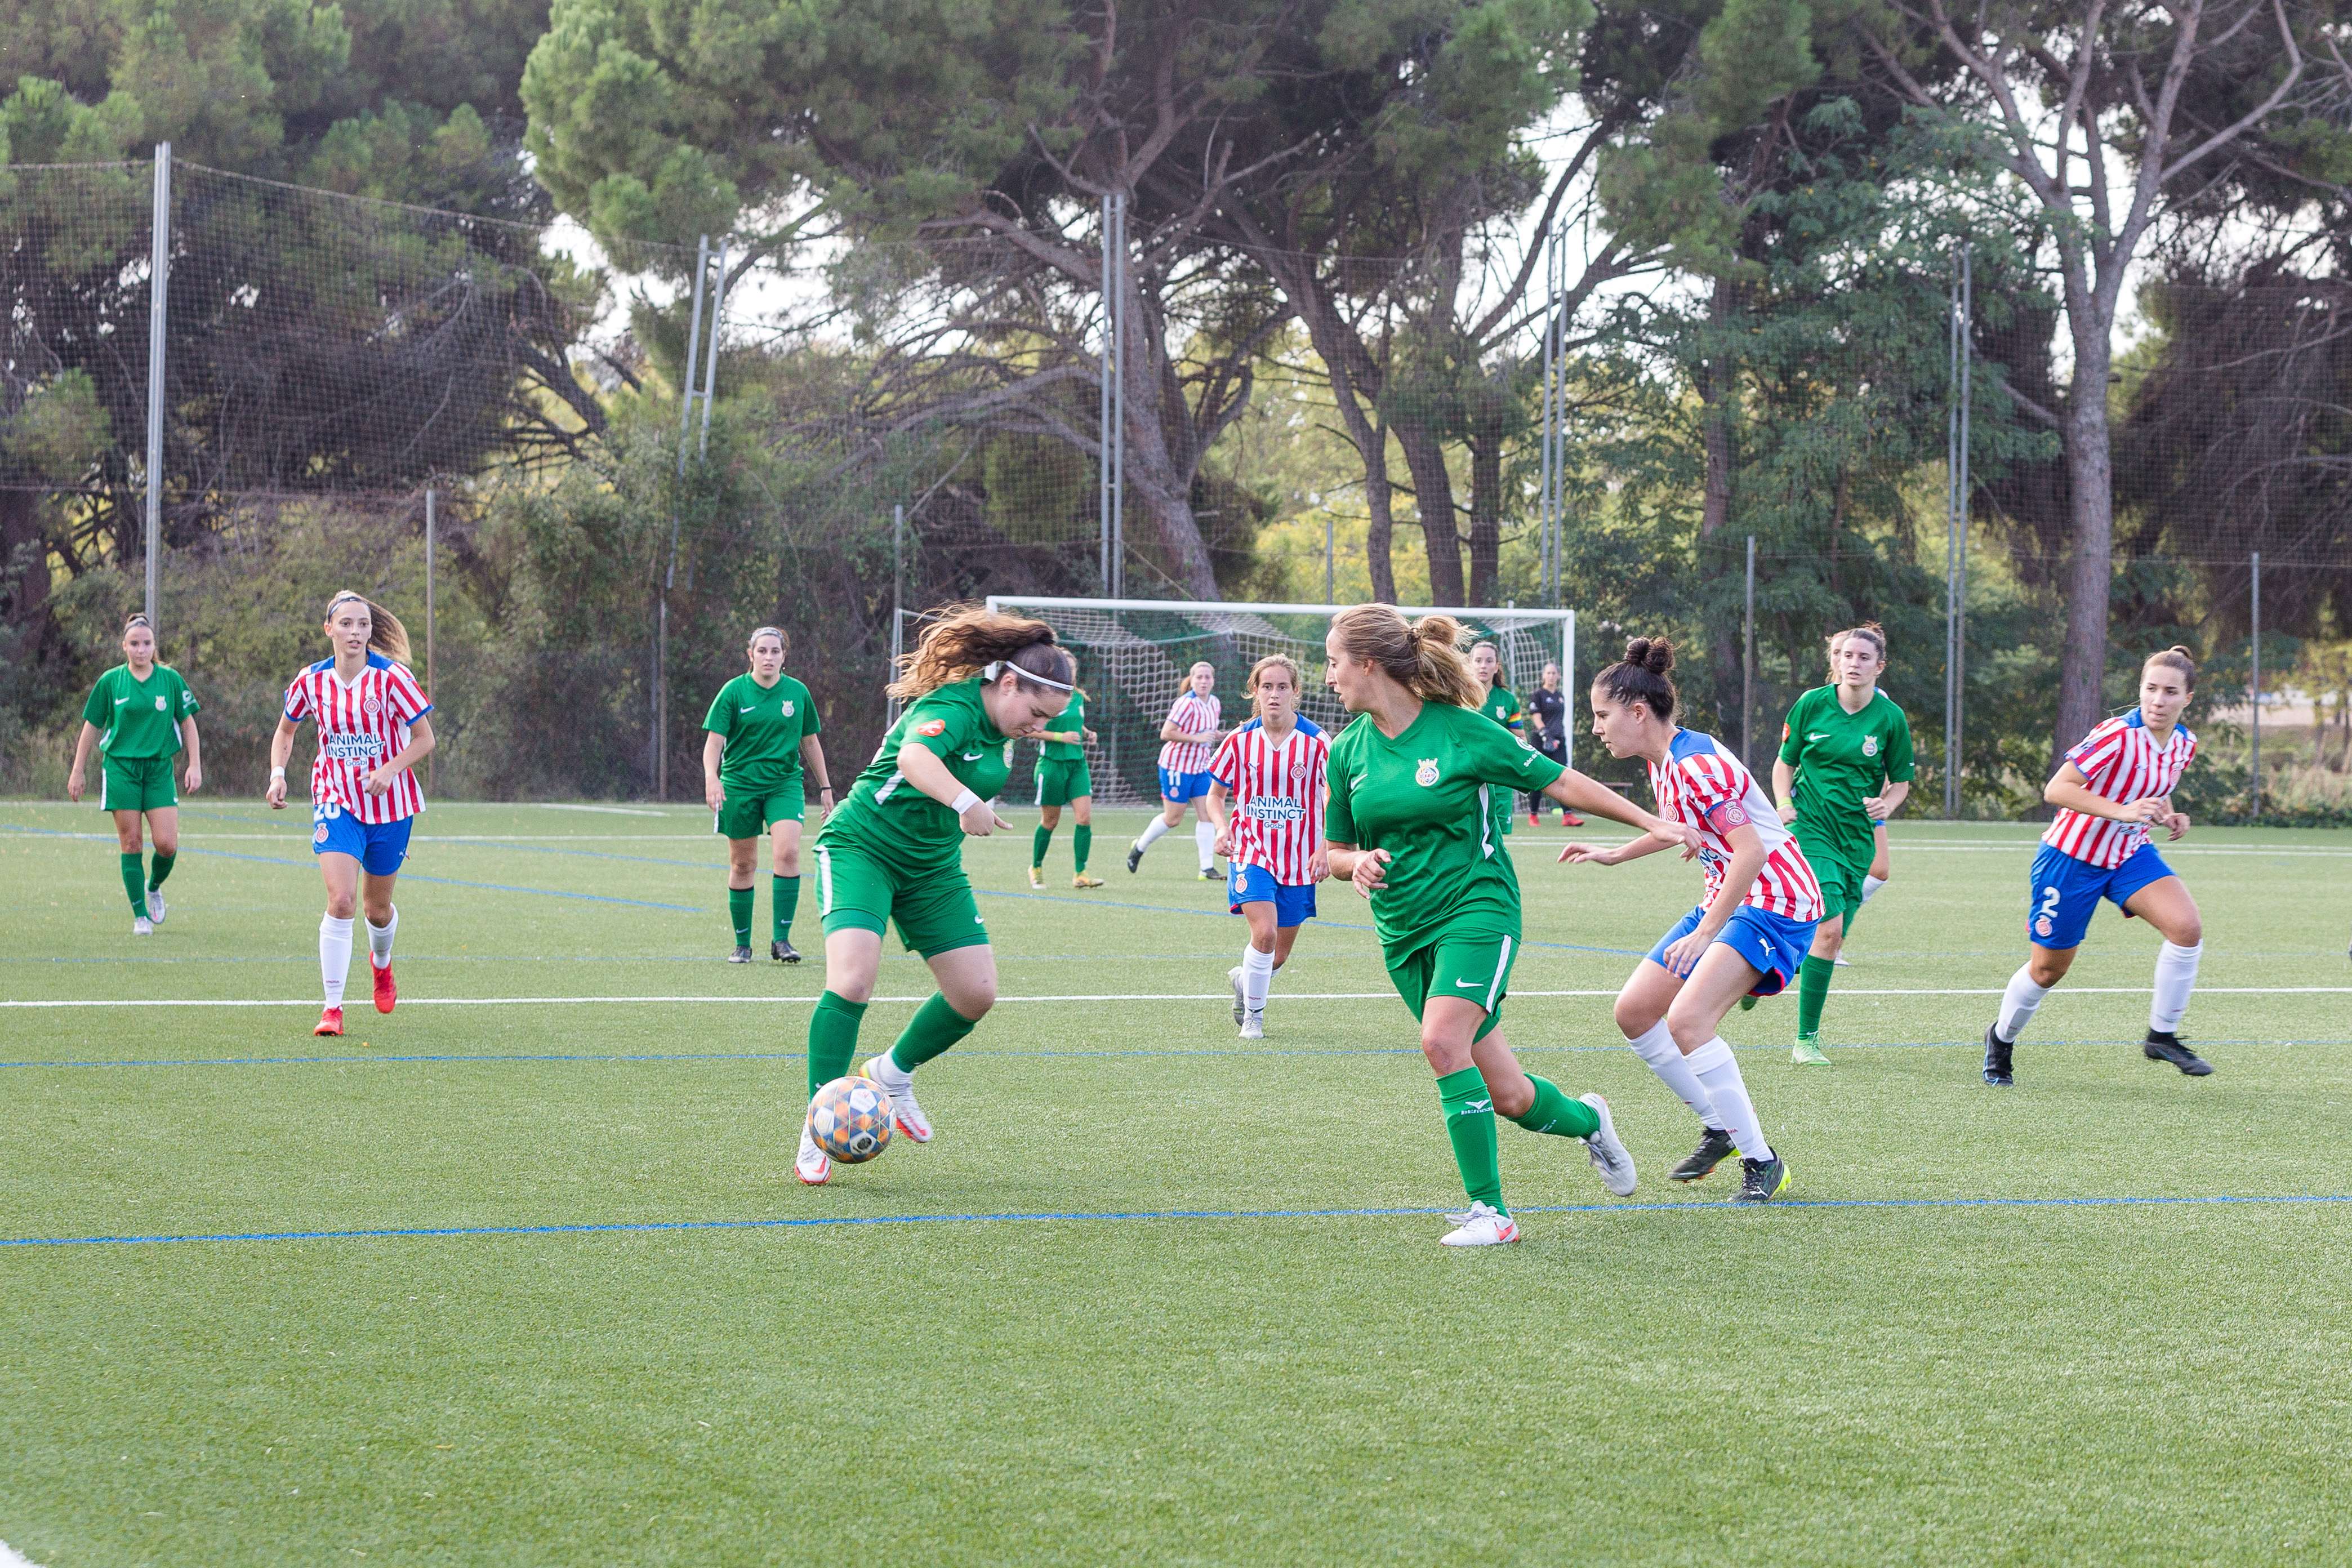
[1647, 729, 1823, 921]
[1210, 716, 1328, 884]
[2042, 710, 2198, 869]
[1157, 690, 1223, 774]
[283, 652, 433, 823]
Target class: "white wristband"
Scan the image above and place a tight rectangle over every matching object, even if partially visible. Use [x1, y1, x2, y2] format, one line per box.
[949, 789, 980, 815]
[270, 766, 286, 779]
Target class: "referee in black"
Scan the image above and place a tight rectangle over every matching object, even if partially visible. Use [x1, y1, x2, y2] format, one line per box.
[1522, 660, 1583, 827]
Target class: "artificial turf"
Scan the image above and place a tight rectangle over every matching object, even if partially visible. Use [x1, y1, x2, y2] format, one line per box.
[3, 800, 2349, 1565]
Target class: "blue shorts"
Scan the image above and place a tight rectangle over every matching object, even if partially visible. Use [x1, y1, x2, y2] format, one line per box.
[311, 803, 414, 876]
[1227, 862, 1316, 929]
[2028, 841, 2173, 950]
[1158, 767, 1214, 803]
[1647, 903, 1818, 997]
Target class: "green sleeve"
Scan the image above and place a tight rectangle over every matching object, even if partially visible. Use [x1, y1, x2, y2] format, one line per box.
[1323, 738, 1358, 844]
[701, 680, 737, 737]
[175, 673, 200, 718]
[902, 690, 977, 755]
[798, 680, 822, 738]
[82, 674, 112, 726]
[1465, 709, 1562, 791]
[1882, 704, 1916, 783]
[1777, 689, 1813, 765]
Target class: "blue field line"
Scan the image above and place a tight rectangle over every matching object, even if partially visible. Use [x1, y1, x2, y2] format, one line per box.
[11, 1191, 2352, 1250]
[972, 886, 1650, 956]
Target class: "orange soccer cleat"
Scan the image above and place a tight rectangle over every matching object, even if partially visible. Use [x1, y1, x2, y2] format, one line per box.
[314, 1006, 345, 1037]
[372, 960, 397, 1014]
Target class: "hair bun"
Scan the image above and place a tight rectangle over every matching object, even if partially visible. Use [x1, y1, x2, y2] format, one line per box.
[1623, 636, 1674, 675]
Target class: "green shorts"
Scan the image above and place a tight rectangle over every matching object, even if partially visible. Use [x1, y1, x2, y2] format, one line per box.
[715, 781, 805, 840]
[814, 840, 991, 957]
[1035, 759, 1093, 807]
[1384, 930, 1519, 1043]
[1806, 843, 1866, 923]
[100, 755, 177, 813]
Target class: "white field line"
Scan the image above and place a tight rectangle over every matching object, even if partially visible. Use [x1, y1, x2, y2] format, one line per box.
[534, 803, 674, 816]
[6, 987, 2352, 1010]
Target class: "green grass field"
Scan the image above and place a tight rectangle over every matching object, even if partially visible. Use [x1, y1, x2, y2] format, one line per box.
[4, 799, 2350, 1566]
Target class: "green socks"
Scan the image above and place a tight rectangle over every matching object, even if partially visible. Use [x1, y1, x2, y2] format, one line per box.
[1073, 824, 1092, 873]
[808, 991, 869, 1098]
[1437, 1066, 1505, 1213]
[119, 852, 146, 915]
[772, 876, 799, 942]
[890, 991, 979, 1073]
[147, 850, 176, 890]
[1511, 1073, 1598, 1139]
[1032, 822, 1053, 869]
[1796, 954, 1836, 1040]
[728, 885, 755, 947]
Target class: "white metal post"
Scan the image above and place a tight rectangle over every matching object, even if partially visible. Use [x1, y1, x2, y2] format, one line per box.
[424, 488, 437, 791]
[2251, 550, 2262, 818]
[889, 505, 906, 726]
[1110, 193, 1126, 599]
[697, 239, 729, 458]
[1743, 534, 1756, 767]
[1563, 609, 1576, 773]
[1099, 194, 1115, 593]
[144, 141, 171, 633]
[658, 237, 711, 799]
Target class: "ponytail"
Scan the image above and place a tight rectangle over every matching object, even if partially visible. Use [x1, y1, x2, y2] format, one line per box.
[323, 590, 412, 665]
[889, 605, 1074, 701]
[1594, 635, 1678, 721]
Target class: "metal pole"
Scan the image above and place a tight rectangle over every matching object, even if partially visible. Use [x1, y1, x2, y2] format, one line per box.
[1539, 226, 1557, 607]
[425, 489, 437, 792]
[1563, 608, 1576, 774]
[889, 505, 906, 726]
[1325, 509, 1334, 604]
[658, 237, 710, 800]
[2251, 550, 2261, 818]
[1099, 194, 1113, 593]
[144, 141, 170, 633]
[1954, 246, 1971, 813]
[1743, 534, 1757, 767]
[698, 239, 729, 458]
[1110, 192, 1126, 600]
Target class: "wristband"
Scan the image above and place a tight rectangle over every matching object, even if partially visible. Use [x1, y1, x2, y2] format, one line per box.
[949, 789, 980, 815]
[270, 766, 286, 779]
[1775, 796, 1794, 812]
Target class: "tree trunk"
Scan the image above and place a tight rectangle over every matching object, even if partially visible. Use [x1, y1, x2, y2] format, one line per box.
[2052, 327, 2115, 769]
[1365, 407, 1396, 604]
[1466, 428, 1502, 604]
[1699, 277, 1741, 728]
[1121, 271, 1221, 602]
[0, 489, 50, 631]
[1392, 413, 1463, 606]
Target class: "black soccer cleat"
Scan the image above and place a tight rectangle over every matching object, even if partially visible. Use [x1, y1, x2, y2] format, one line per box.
[1982, 1024, 2014, 1087]
[1125, 840, 1145, 874]
[728, 945, 753, 964]
[1669, 1125, 1738, 1183]
[1732, 1153, 1790, 1204]
[2144, 1030, 2213, 1076]
[771, 938, 801, 964]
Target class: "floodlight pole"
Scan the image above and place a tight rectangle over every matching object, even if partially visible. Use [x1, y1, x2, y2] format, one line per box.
[698, 239, 729, 458]
[889, 505, 906, 727]
[1743, 534, 1756, 768]
[425, 488, 437, 792]
[144, 141, 171, 634]
[1945, 245, 1972, 817]
[657, 237, 711, 800]
[1099, 193, 1115, 593]
[2251, 550, 2262, 818]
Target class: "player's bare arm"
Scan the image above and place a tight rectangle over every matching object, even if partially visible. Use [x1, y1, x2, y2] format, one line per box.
[265, 715, 301, 808]
[1205, 780, 1234, 858]
[66, 720, 99, 802]
[898, 738, 1011, 836]
[2044, 762, 2157, 824]
[179, 716, 203, 793]
[1862, 779, 1909, 819]
[1542, 769, 1692, 852]
[1771, 757, 1799, 823]
[702, 730, 727, 812]
[799, 732, 833, 819]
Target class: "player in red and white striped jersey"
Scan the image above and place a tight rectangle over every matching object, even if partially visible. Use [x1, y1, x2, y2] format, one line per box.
[1561, 636, 1816, 1204]
[265, 591, 436, 1039]
[1127, 661, 1226, 878]
[1984, 647, 2211, 1085]
[1205, 656, 1329, 1037]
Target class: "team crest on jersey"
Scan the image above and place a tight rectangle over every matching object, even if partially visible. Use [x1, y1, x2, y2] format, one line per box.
[314, 823, 330, 843]
[916, 719, 946, 737]
[154, 695, 167, 710]
[364, 696, 382, 717]
[2034, 915, 2054, 938]
[1862, 735, 1880, 757]
[1415, 758, 1439, 787]
[782, 700, 795, 716]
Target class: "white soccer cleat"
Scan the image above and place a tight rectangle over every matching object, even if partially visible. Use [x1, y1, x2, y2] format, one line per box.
[1227, 965, 1246, 1025]
[861, 1054, 933, 1143]
[131, 915, 154, 936]
[794, 1121, 831, 1186]
[1579, 1093, 1638, 1196]
[1239, 1009, 1264, 1040]
[145, 889, 166, 924]
[1833, 954, 1850, 968]
[1439, 1200, 1520, 1248]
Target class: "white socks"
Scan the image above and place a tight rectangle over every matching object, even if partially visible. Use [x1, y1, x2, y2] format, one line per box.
[1627, 1018, 1721, 1129]
[320, 914, 354, 1008]
[1195, 819, 1217, 870]
[1240, 943, 1276, 1013]
[1995, 964, 2048, 1044]
[1135, 816, 1173, 852]
[366, 905, 398, 970]
[2150, 941, 2202, 1034]
[1683, 1037, 1771, 1161]
[1861, 874, 1886, 903]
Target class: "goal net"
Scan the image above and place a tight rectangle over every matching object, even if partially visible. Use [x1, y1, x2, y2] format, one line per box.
[976, 596, 1578, 808]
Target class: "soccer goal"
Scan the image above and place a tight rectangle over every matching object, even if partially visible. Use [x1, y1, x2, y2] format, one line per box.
[981, 596, 1578, 808]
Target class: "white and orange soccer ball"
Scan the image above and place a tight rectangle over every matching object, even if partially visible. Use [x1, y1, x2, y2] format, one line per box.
[807, 1075, 894, 1164]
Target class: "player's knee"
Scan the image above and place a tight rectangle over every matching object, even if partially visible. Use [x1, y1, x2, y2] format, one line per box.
[2173, 914, 2204, 947]
[1663, 1008, 1712, 1053]
[828, 973, 875, 1005]
[2028, 954, 2069, 987]
[324, 892, 358, 920]
[774, 849, 801, 877]
[948, 977, 996, 1017]
[1612, 997, 1655, 1037]
[150, 834, 177, 857]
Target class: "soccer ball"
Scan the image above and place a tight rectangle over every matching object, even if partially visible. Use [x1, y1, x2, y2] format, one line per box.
[807, 1075, 894, 1163]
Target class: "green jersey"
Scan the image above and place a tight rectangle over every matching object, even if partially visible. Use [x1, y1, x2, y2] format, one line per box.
[1040, 690, 1088, 761]
[1324, 701, 1566, 953]
[1478, 684, 1523, 737]
[820, 677, 1012, 872]
[82, 664, 199, 758]
[1777, 685, 1916, 872]
[703, 672, 821, 789]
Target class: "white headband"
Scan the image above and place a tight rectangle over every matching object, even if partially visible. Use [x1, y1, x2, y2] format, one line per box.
[983, 658, 1075, 692]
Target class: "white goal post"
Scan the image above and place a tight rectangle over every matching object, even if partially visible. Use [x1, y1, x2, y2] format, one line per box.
[979, 595, 1578, 808]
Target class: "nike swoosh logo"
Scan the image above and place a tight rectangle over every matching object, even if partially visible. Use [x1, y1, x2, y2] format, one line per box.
[1807, 733, 1828, 740]
[1455, 978, 1484, 988]
[114, 697, 128, 705]
[961, 751, 983, 761]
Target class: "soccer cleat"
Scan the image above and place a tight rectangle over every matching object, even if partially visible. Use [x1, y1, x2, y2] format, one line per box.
[1438, 1201, 1520, 1247]
[1732, 1153, 1790, 1204]
[1071, 872, 1104, 889]
[1982, 1024, 2015, 1087]
[1527, 811, 1541, 828]
[371, 960, 397, 1014]
[145, 888, 166, 924]
[771, 939, 801, 964]
[1833, 954, 1851, 968]
[2144, 1030, 2213, 1076]
[794, 1122, 831, 1186]
[1560, 812, 1584, 827]
[1125, 840, 1145, 874]
[1227, 965, 1248, 1024]
[1790, 1037, 1830, 1067]
[1028, 866, 1044, 889]
[1199, 867, 1222, 880]
[1579, 1093, 1638, 1196]
[1669, 1125, 1738, 1183]
[728, 945, 753, 964]
[131, 915, 154, 936]
[313, 1006, 344, 1037]
[1239, 1009, 1264, 1040]
[861, 1055, 934, 1142]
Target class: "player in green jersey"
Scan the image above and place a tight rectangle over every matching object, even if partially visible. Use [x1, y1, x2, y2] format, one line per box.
[702, 626, 834, 963]
[1468, 641, 1524, 837]
[1771, 623, 1913, 1063]
[1030, 684, 1103, 890]
[1320, 604, 1690, 1248]
[66, 613, 203, 934]
[796, 608, 1077, 1186]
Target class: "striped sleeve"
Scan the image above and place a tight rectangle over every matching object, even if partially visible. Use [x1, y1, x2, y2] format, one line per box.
[388, 664, 431, 721]
[1209, 729, 1243, 790]
[282, 671, 311, 723]
[2064, 718, 2128, 789]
